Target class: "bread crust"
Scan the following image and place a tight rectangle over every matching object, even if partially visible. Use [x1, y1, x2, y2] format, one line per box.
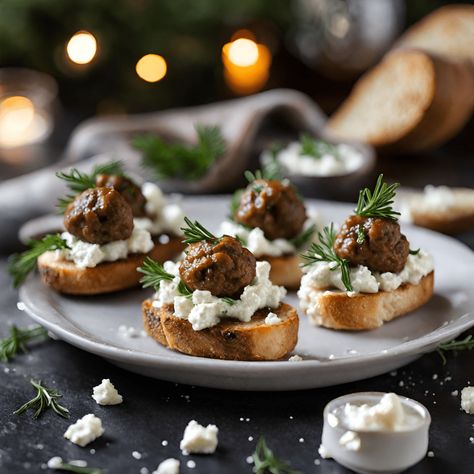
[37, 236, 184, 295]
[302, 272, 434, 330]
[142, 300, 299, 361]
[262, 254, 303, 290]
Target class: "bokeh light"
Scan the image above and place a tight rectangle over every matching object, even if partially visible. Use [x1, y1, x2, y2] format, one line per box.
[66, 31, 98, 65]
[136, 54, 168, 83]
[227, 38, 259, 67]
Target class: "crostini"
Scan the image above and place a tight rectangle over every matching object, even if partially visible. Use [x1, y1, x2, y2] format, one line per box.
[9, 162, 184, 294]
[298, 175, 434, 330]
[138, 218, 299, 360]
[220, 170, 318, 290]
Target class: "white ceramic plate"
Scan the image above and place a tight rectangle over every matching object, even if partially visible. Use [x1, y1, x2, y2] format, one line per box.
[20, 197, 474, 391]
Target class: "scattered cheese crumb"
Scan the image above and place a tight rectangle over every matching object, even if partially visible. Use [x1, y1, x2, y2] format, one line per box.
[265, 312, 281, 325]
[299, 437, 304, 443]
[461, 387, 474, 414]
[288, 355, 303, 362]
[140, 468, 150, 474]
[92, 379, 123, 405]
[246, 456, 253, 464]
[69, 460, 87, 467]
[118, 325, 141, 338]
[161, 440, 168, 446]
[318, 444, 331, 459]
[186, 460, 196, 469]
[432, 374, 438, 380]
[180, 420, 218, 455]
[47, 457, 63, 469]
[451, 390, 459, 397]
[64, 414, 104, 447]
[248, 436, 253, 441]
[132, 451, 142, 460]
[152, 458, 180, 474]
[427, 451, 435, 458]
[314, 459, 321, 465]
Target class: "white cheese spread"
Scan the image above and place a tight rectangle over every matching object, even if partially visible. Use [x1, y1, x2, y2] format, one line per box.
[265, 312, 281, 325]
[219, 214, 319, 258]
[339, 431, 361, 451]
[461, 386, 474, 414]
[134, 182, 185, 236]
[57, 227, 154, 268]
[180, 420, 218, 455]
[92, 379, 123, 406]
[152, 260, 286, 331]
[261, 142, 364, 177]
[64, 414, 104, 447]
[153, 458, 180, 474]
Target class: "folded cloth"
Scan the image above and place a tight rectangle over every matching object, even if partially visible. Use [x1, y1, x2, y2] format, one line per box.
[0, 89, 327, 252]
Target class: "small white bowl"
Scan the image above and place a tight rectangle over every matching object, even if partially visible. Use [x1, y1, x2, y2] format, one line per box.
[322, 392, 431, 474]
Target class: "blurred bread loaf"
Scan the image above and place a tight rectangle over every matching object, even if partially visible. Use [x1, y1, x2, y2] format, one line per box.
[395, 4, 474, 64]
[327, 49, 474, 153]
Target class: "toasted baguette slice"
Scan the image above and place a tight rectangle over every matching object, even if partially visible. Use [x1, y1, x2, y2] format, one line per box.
[407, 188, 474, 234]
[327, 50, 474, 153]
[302, 272, 434, 330]
[37, 236, 184, 295]
[142, 300, 299, 361]
[263, 254, 303, 290]
[395, 5, 474, 64]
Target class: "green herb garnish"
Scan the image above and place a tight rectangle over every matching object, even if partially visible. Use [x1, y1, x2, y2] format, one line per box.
[181, 217, 218, 245]
[46, 459, 103, 474]
[8, 234, 69, 287]
[133, 125, 226, 181]
[437, 335, 474, 365]
[290, 224, 316, 249]
[409, 248, 420, 255]
[56, 161, 125, 212]
[221, 296, 237, 306]
[301, 224, 353, 292]
[14, 380, 69, 419]
[354, 174, 400, 220]
[261, 144, 285, 181]
[252, 436, 301, 474]
[299, 133, 340, 160]
[0, 325, 48, 362]
[356, 225, 365, 245]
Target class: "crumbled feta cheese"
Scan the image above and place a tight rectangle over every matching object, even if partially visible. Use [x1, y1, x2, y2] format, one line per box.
[318, 444, 331, 459]
[153, 261, 286, 331]
[265, 312, 281, 325]
[132, 451, 142, 460]
[64, 414, 104, 447]
[47, 457, 63, 469]
[152, 458, 180, 474]
[92, 379, 123, 406]
[180, 420, 218, 455]
[461, 386, 474, 414]
[186, 460, 196, 469]
[327, 413, 339, 427]
[339, 431, 361, 451]
[288, 355, 303, 362]
[427, 451, 435, 458]
[59, 227, 153, 268]
[118, 325, 140, 338]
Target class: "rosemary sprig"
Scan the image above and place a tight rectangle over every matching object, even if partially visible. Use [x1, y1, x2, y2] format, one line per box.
[261, 144, 285, 181]
[56, 161, 125, 212]
[8, 234, 69, 288]
[437, 335, 474, 365]
[48, 459, 103, 474]
[299, 134, 340, 160]
[133, 125, 226, 180]
[354, 174, 400, 220]
[356, 225, 365, 245]
[14, 380, 69, 419]
[0, 325, 48, 362]
[221, 296, 237, 306]
[301, 224, 353, 292]
[290, 224, 316, 249]
[181, 217, 217, 245]
[252, 436, 301, 474]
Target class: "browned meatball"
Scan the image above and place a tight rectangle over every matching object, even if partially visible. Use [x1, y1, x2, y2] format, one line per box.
[64, 187, 134, 244]
[334, 215, 409, 273]
[95, 174, 147, 217]
[235, 180, 307, 240]
[179, 236, 256, 298]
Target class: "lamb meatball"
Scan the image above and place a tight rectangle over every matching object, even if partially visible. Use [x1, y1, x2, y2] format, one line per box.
[95, 174, 147, 217]
[334, 215, 409, 273]
[64, 187, 134, 244]
[179, 236, 256, 298]
[235, 179, 307, 240]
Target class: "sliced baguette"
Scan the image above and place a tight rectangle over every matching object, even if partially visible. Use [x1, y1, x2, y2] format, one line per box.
[142, 300, 299, 361]
[37, 236, 184, 295]
[327, 49, 474, 153]
[408, 188, 474, 234]
[395, 5, 474, 65]
[302, 272, 434, 330]
[262, 254, 303, 290]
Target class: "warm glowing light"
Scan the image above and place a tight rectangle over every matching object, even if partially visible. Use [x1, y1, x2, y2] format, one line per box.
[226, 38, 259, 67]
[66, 31, 97, 65]
[0, 96, 48, 148]
[136, 54, 167, 83]
[222, 34, 272, 95]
